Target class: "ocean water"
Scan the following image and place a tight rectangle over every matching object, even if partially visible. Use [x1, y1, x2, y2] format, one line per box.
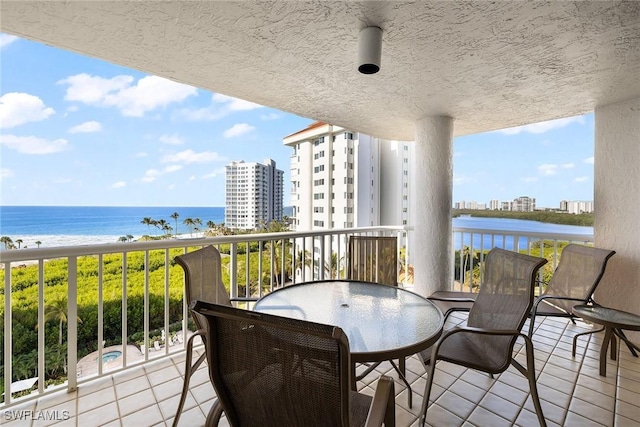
[0, 206, 592, 250]
[0, 206, 225, 248]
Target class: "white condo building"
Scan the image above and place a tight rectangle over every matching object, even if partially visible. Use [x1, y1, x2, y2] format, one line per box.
[284, 122, 414, 278]
[284, 122, 414, 231]
[225, 159, 284, 230]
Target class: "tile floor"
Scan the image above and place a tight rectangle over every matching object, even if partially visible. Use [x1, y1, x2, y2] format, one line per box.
[2, 314, 639, 427]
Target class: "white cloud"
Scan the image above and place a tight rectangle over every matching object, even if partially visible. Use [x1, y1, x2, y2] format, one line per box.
[140, 165, 183, 183]
[136, 152, 148, 158]
[521, 177, 538, 183]
[178, 106, 227, 121]
[111, 181, 126, 189]
[69, 121, 102, 134]
[141, 169, 161, 183]
[574, 176, 589, 182]
[261, 112, 280, 121]
[562, 163, 575, 169]
[203, 167, 227, 179]
[0, 34, 18, 49]
[178, 93, 263, 122]
[224, 123, 255, 138]
[1, 168, 14, 180]
[168, 184, 176, 190]
[0, 134, 68, 154]
[159, 134, 185, 145]
[499, 116, 586, 135]
[161, 149, 224, 164]
[0, 92, 55, 128]
[189, 175, 196, 181]
[213, 94, 263, 111]
[584, 157, 594, 164]
[58, 73, 197, 117]
[538, 163, 558, 176]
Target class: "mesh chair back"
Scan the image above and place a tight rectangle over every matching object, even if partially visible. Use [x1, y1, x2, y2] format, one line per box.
[175, 246, 231, 330]
[466, 248, 547, 371]
[541, 244, 616, 313]
[347, 236, 398, 286]
[191, 301, 352, 427]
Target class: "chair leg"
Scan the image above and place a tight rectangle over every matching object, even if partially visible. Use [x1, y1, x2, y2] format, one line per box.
[173, 333, 206, 427]
[572, 326, 605, 357]
[513, 335, 547, 427]
[419, 360, 437, 427]
[205, 399, 224, 427]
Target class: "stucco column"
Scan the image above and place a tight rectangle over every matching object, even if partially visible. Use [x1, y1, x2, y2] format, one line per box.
[594, 97, 640, 341]
[413, 116, 454, 297]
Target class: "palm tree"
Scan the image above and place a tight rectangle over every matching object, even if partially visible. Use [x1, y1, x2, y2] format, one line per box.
[43, 296, 82, 346]
[35, 240, 42, 248]
[15, 239, 23, 249]
[193, 218, 203, 235]
[118, 236, 128, 243]
[141, 217, 153, 235]
[156, 219, 170, 234]
[126, 234, 134, 242]
[322, 252, 343, 279]
[170, 212, 180, 236]
[183, 218, 195, 236]
[1, 236, 13, 249]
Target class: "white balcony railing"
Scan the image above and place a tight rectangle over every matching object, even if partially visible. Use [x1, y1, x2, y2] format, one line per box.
[0, 224, 593, 407]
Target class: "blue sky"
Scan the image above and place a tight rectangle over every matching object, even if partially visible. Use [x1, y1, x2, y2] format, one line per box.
[1, 34, 594, 209]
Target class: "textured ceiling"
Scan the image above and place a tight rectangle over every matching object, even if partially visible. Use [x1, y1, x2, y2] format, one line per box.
[2, 1, 639, 140]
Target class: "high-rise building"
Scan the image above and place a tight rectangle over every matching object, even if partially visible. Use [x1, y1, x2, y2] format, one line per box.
[225, 159, 284, 230]
[284, 121, 414, 231]
[561, 200, 594, 214]
[512, 196, 536, 212]
[489, 199, 500, 210]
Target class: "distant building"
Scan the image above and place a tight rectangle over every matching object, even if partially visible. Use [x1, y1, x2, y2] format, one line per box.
[284, 121, 413, 231]
[512, 196, 536, 212]
[489, 199, 500, 210]
[225, 159, 284, 230]
[561, 200, 594, 214]
[284, 121, 414, 279]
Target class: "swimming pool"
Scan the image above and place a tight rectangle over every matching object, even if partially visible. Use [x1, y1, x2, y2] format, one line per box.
[101, 350, 122, 363]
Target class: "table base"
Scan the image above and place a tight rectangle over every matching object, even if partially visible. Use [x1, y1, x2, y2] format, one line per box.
[573, 326, 640, 376]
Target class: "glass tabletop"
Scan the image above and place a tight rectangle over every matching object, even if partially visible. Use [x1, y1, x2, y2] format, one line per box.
[573, 304, 640, 330]
[254, 280, 444, 362]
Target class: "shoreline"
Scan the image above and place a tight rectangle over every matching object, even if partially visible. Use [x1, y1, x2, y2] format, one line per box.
[0, 232, 207, 252]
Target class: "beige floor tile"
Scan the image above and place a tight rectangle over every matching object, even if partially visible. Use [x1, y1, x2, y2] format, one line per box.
[468, 405, 513, 427]
[117, 388, 157, 417]
[120, 403, 163, 427]
[568, 396, 614, 426]
[77, 401, 119, 427]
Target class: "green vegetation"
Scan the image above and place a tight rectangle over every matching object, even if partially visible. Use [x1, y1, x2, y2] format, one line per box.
[452, 209, 594, 227]
[454, 240, 572, 292]
[0, 217, 296, 399]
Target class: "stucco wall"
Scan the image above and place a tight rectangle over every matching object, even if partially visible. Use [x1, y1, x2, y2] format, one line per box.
[594, 97, 640, 341]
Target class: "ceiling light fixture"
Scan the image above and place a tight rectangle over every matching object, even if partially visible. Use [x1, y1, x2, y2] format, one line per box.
[358, 26, 382, 74]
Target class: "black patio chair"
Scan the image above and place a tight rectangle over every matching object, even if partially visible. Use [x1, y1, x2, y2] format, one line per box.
[190, 300, 396, 427]
[418, 247, 548, 427]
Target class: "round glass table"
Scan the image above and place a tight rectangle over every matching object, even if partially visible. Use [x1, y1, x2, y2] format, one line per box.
[254, 280, 444, 407]
[572, 304, 640, 376]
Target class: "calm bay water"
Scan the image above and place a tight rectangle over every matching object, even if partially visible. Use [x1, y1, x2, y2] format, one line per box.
[0, 206, 593, 249]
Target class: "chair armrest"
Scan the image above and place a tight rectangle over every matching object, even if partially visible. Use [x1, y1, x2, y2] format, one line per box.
[536, 295, 587, 303]
[428, 296, 476, 303]
[441, 325, 521, 339]
[365, 375, 395, 427]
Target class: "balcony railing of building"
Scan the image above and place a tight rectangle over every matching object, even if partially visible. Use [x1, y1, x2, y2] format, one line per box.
[0, 224, 593, 407]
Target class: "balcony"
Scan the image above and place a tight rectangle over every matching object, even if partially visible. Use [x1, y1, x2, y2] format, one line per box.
[1, 226, 638, 426]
